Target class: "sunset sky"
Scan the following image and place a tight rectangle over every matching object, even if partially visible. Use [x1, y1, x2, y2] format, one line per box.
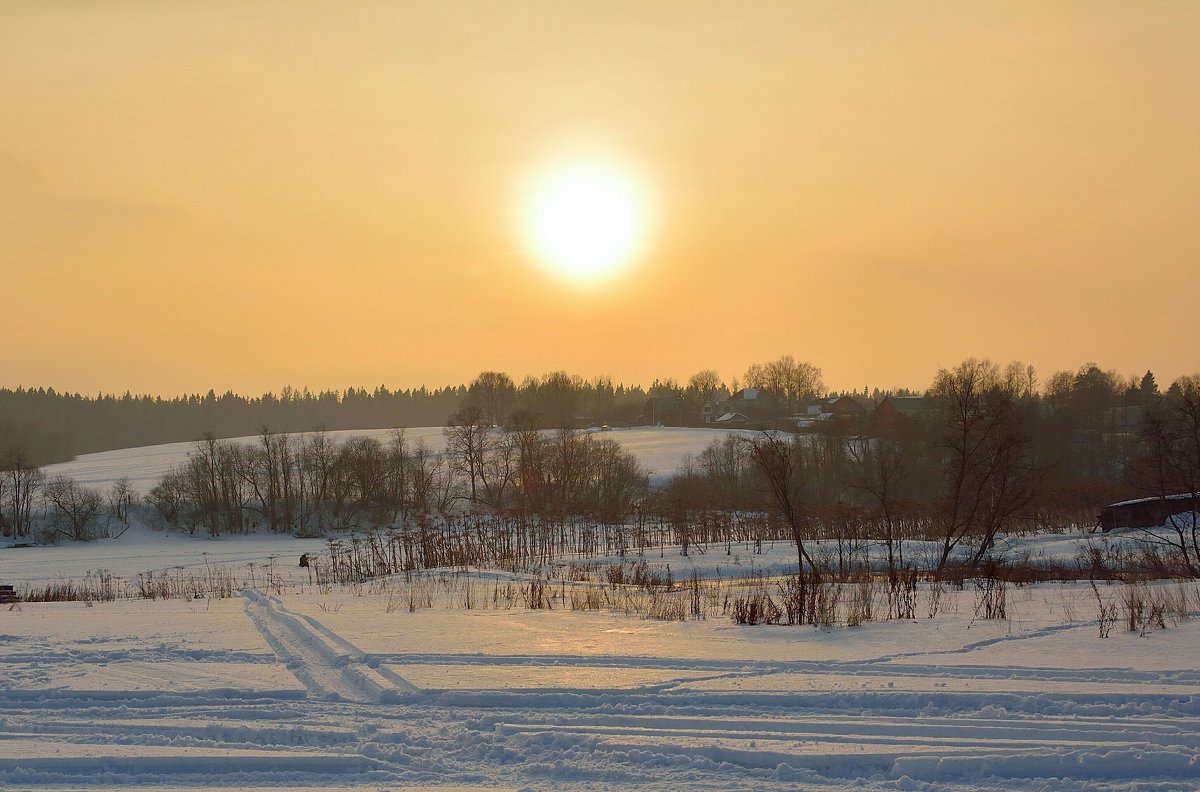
[3, 2, 1198, 397]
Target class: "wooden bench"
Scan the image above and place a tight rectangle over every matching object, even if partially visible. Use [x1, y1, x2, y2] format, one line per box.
[0, 585, 18, 605]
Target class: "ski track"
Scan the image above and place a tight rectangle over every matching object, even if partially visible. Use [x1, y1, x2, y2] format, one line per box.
[3, 594, 1198, 790]
[241, 589, 418, 703]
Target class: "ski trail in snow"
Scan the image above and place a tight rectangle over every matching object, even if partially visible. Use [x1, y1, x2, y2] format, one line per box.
[863, 621, 1083, 665]
[372, 648, 1200, 687]
[8, 593, 1200, 790]
[241, 590, 418, 703]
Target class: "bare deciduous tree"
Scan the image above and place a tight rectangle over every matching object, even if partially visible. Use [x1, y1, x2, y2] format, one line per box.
[849, 436, 912, 574]
[466, 371, 516, 427]
[445, 407, 488, 503]
[3, 448, 44, 540]
[1131, 375, 1200, 575]
[744, 356, 824, 403]
[44, 476, 105, 541]
[188, 434, 247, 536]
[742, 432, 818, 577]
[107, 477, 138, 536]
[697, 434, 752, 510]
[299, 430, 338, 535]
[931, 359, 1038, 571]
[479, 430, 519, 509]
[407, 439, 443, 514]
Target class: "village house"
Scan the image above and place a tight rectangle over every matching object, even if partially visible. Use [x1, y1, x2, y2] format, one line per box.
[706, 388, 781, 423]
[870, 395, 933, 434]
[806, 396, 867, 420]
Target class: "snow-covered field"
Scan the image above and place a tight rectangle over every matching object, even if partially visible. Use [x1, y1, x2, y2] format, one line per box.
[4, 428, 1199, 790]
[3, 534, 1200, 790]
[44, 426, 752, 492]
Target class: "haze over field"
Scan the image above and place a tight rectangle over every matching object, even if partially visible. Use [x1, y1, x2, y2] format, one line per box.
[4, 2, 1199, 396]
[42, 426, 750, 493]
[5, 5, 1200, 790]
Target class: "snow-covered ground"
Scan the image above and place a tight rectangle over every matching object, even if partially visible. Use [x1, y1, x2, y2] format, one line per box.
[42, 427, 442, 496]
[43, 425, 754, 492]
[6, 429, 1199, 789]
[2, 535, 1199, 790]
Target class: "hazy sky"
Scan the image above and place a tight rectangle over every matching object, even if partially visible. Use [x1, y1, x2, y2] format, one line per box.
[3, 2, 1198, 396]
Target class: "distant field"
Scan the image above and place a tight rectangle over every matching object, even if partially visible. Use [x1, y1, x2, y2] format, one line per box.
[44, 426, 753, 493]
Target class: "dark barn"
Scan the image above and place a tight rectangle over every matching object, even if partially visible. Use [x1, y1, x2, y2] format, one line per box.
[1099, 493, 1199, 532]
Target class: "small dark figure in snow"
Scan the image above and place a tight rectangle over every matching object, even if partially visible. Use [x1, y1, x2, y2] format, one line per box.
[299, 553, 310, 568]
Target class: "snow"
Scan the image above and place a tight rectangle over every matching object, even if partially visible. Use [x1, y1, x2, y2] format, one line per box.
[0, 522, 332, 585]
[5, 429, 1200, 789]
[3, 548, 1199, 789]
[44, 425, 754, 490]
[1109, 492, 1198, 507]
[42, 427, 448, 496]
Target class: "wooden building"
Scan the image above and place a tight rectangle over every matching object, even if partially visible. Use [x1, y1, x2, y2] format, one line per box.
[1098, 493, 1199, 532]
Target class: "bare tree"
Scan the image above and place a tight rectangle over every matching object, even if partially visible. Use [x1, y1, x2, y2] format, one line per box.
[511, 412, 547, 511]
[445, 406, 488, 503]
[687, 369, 726, 401]
[466, 371, 516, 427]
[545, 427, 588, 513]
[848, 436, 912, 574]
[406, 439, 442, 513]
[745, 356, 824, 404]
[479, 430, 519, 509]
[931, 359, 1037, 571]
[0, 463, 7, 537]
[587, 436, 647, 520]
[698, 434, 753, 509]
[187, 434, 247, 536]
[299, 430, 338, 535]
[241, 427, 289, 532]
[742, 432, 818, 577]
[107, 477, 138, 536]
[1131, 375, 1200, 575]
[43, 476, 105, 541]
[3, 448, 43, 540]
[685, 369, 728, 419]
[335, 436, 388, 525]
[380, 429, 411, 522]
[147, 469, 190, 529]
[527, 371, 584, 429]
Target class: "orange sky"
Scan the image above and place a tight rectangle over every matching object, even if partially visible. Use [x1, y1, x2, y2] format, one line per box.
[3, 2, 1198, 397]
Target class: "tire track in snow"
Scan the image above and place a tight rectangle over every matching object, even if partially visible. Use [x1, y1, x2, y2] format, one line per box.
[481, 710, 1200, 748]
[241, 590, 418, 703]
[473, 704, 1200, 783]
[370, 649, 1200, 687]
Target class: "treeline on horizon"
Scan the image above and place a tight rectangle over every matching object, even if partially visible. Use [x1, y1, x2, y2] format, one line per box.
[2, 356, 1199, 576]
[0, 384, 463, 466]
[0, 358, 825, 464]
[0, 374, 668, 465]
[0, 354, 1185, 469]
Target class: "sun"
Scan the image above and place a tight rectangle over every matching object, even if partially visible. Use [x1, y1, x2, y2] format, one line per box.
[523, 159, 648, 282]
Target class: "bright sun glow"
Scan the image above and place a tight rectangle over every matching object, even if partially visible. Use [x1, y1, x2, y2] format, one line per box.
[523, 160, 648, 282]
